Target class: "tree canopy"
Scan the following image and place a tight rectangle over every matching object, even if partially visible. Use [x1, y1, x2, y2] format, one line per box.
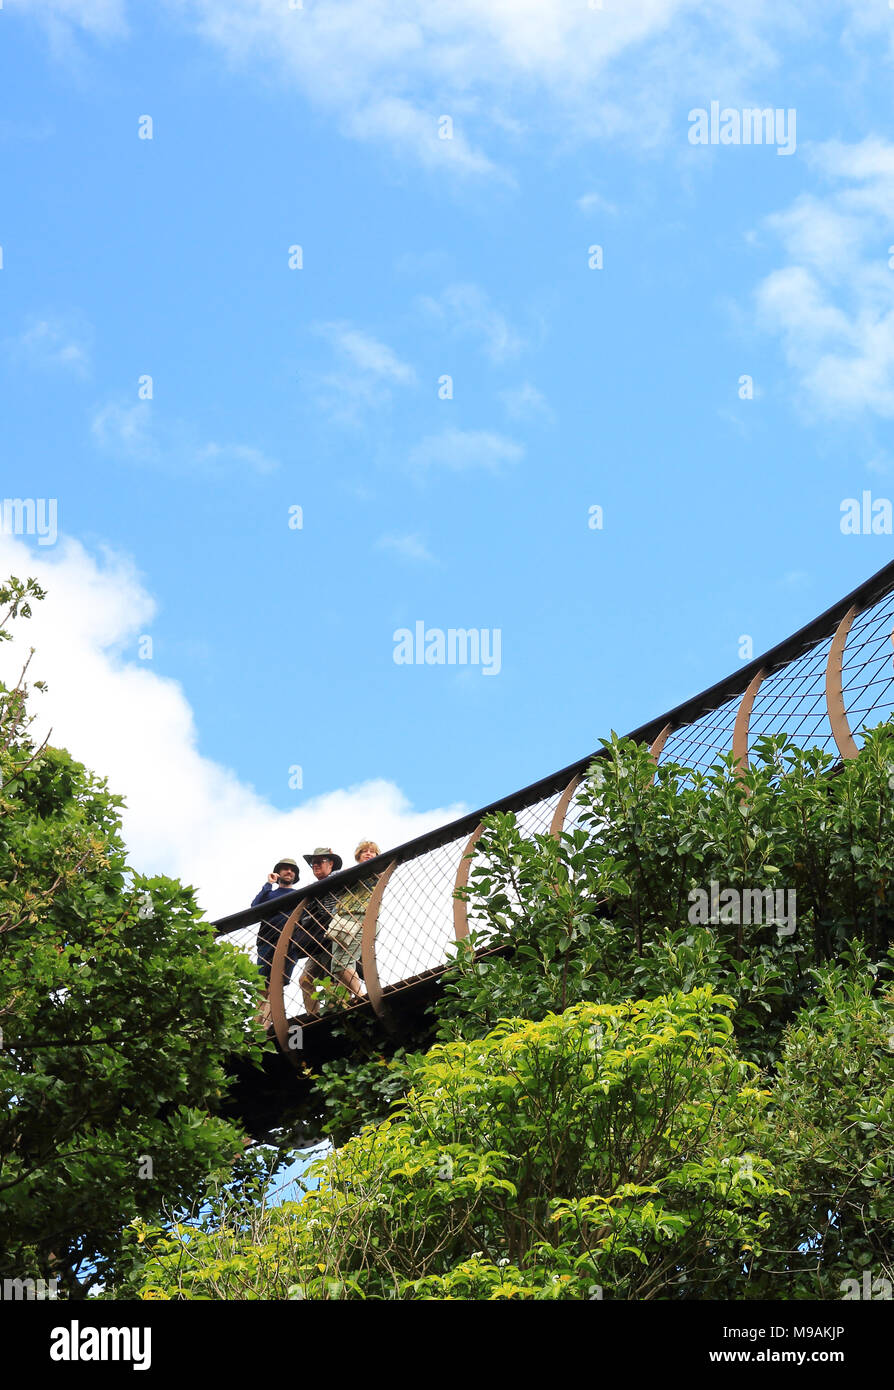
[0, 577, 266, 1296]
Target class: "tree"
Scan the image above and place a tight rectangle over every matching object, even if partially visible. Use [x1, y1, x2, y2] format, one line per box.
[753, 947, 894, 1298]
[120, 990, 781, 1300]
[116, 724, 894, 1299]
[0, 577, 265, 1296]
[441, 729, 894, 1068]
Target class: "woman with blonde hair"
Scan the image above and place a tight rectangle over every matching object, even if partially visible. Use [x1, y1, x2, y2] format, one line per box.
[327, 841, 380, 1001]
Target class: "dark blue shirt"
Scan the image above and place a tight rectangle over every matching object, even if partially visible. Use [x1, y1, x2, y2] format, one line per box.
[251, 881, 297, 933]
[251, 881, 296, 912]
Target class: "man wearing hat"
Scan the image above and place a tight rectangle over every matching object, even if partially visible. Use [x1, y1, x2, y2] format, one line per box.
[298, 848, 342, 1017]
[252, 858, 302, 1004]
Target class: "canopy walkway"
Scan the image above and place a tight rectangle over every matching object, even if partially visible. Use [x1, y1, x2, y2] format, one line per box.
[213, 557, 894, 1135]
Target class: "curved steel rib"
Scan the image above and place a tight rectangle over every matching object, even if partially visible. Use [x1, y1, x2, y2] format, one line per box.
[361, 859, 397, 1019]
[270, 898, 307, 1067]
[732, 668, 766, 771]
[649, 723, 672, 772]
[453, 823, 483, 943]
[825, 605, 860, 760]
[549, 775, 582, 839]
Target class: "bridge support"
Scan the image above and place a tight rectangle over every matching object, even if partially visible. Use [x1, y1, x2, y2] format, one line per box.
[649, 723, 672, 774]
[453, 823, 483, 943]
[361, 859, 397, 1020]
[549, 776, 581, 839]
[826, 604, 860, 760]
[731, 668, 766, 772]
[269, 898, 308, 1068]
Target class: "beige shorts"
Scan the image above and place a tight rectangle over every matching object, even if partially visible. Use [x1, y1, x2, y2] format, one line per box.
[328, 913, 363, 973]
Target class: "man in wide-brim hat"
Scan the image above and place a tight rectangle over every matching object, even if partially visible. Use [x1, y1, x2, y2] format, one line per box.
[303, 847, 343, 872]
[298, 848, 343, 1015]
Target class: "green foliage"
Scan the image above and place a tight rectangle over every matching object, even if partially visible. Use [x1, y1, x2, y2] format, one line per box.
[110, 1145, 291, 1300]
[116, 725, 894, 1299]
[442, 729, 894, 1068]
[752, 946, 894, 1297]
[312, 1047, 416, 1149]
[123, 991, 782, 1299]
[0, 578, 266, 1295]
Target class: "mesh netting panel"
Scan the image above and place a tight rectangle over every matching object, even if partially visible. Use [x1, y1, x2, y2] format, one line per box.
[746, 641, 834, 756]
[657, 694, 741, 774]
[841, 596, 894, 744]
[564, 767, 617, 837]
[218, 924, 258, 975]
[375, 833, 470, 988]
[460, 838, 502, 949]
[282, 949, 307, 1019]
[515, 791, 561, 839]
[457, 789, 563, 943]
[214, 915, 331, 1018]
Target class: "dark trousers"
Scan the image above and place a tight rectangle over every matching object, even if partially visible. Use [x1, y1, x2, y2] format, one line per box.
[256, 918, 301, 988]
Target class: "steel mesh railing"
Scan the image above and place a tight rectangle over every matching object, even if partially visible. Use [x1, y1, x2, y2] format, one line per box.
[748, 643, 834, 753]
[659, 693, 743, 774]
[375, 832, 469, 988]
[213, 557, 894, 1058]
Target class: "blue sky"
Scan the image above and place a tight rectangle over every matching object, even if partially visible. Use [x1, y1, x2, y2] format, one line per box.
[2, 0, 894, 916]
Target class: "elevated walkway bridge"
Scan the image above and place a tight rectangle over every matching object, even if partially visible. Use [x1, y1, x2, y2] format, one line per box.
[214, 557, 894, 1137]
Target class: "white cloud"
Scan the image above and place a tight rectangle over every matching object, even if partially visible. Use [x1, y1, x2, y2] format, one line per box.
[19, 1, 883, 171]
[577, 191, 618, 216]
[194, 441, 277, 472]
[376, 532, 436, 563]
[418, 283, 524, 363]
[91, 401, 279, 474]
[12, 0, 127, 37]
[168, 0, 853, 172]
[838, 1, 894, 53]
[307, 322, 417, 427]
[91, 402, 154, 455]
[342, 97, 501, 177]
[308, 373, 391, 428]
[408, 427, 523, 475]
[498, 381, 553, 422]
[11, 0, 127, 67]
[7, 317, 91, 376]
[754, 137, 894, 418]
[19, 0, 887, 193]
[0, 532, 467, 926]
[315, 322, 416, 385]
